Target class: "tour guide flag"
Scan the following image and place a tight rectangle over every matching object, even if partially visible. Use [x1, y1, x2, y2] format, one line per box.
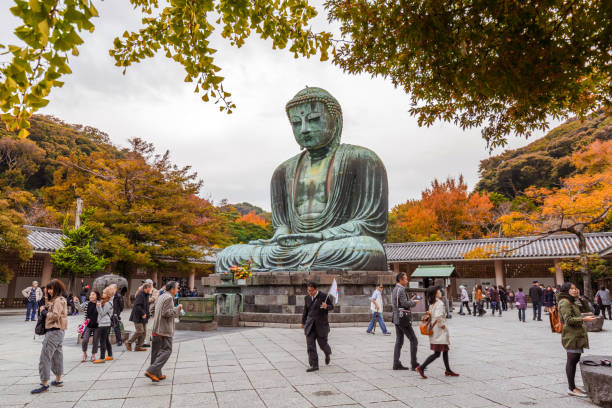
[328, 278, 339, 304]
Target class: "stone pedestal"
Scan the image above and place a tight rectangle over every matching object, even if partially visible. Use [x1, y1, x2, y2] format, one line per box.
[586, 315, 605, 332]
[201, 270, 426, 327]
[580, 355, 612, 407]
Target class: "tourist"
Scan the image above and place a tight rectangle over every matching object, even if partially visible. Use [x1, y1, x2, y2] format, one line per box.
[557, 282, 597, 398]
[508, 287, 515, 310]
[416, 286, 458, 379]
[22, 280, 43, 322]
[31, 279, 68, 394]
[499, 285, 508, 311]
[367, 283, 391, 335]
[458, 285, 471, 315]
[301, 282, 333, 372]
[142, 280, 159, 348]
[529, 280, 543, 321]
[474, 284, 484, 316]
[127, 282, 152, 351]
[391, 272, 420, 371]
[595, 286, 611, 320]
[92, 286, 114, 364]
[111, 285, 125, 346]
[484, 286, 491, 309]
[489, 286, 502, 316]
[515, 288, 527, 322]
[190, 287, 199, 297]
[77, 290, 100, 362]
[543, 286, 555, 313]
[79, 280, 88, 303]
[145, 281, 183, 382]
[471, 285, 478, 316]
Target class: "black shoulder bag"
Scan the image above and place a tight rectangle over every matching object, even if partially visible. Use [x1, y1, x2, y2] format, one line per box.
[35, 312, 47, 335]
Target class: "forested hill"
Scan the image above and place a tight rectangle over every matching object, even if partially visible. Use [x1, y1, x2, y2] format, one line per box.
[0, 115, 122, 196]
[476, 111, 612, 198]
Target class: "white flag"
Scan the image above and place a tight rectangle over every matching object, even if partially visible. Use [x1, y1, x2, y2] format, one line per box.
[328, 278, 339, 304]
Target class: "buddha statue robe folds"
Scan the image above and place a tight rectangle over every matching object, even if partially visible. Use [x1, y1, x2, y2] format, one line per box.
[215, 87, 389, 272]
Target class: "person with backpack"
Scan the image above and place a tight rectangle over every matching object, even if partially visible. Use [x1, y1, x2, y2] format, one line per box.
[489, 286, 502, 316]
[499, 285, 508, 311]
[557, 282, 597, 398]
[415, 286, 458, 379]
[22, 281, 43, 322]
[127, 282, 152, 351]
[31, 279, 68, 394]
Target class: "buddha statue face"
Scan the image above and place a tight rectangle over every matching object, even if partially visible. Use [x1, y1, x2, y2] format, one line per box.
[288, 101, 338, 150]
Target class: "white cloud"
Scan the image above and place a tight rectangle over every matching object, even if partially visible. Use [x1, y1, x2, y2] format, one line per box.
[0, 1, 560, 211]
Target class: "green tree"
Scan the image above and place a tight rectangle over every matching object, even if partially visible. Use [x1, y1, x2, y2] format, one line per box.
[50, 211, 108, 292]
[1, 0, 331, 135]
[328, 0, 612, 147]
[0, 189, 33, 284]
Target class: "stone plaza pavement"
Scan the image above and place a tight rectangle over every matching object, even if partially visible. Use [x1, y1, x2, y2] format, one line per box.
[0, 309, 610, 408]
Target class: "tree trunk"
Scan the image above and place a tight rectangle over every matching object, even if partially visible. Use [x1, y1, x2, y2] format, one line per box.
[576, 231, 592, 299]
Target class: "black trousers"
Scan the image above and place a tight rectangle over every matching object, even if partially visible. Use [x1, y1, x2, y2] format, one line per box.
[112, 316, 122, 344]
[421, 350, 451, 372]
[394, 324, 418, 369]
[566, 352, 581, 391]
[306, 326, 331, 368]
[93, 326, 112, 359]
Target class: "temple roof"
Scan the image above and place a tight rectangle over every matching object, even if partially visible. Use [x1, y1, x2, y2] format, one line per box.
[384, 232, 612, 262]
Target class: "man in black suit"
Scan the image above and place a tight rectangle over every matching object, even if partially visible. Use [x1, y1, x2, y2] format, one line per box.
[302, 282, 333, 372]
[529, 280, 543, 321]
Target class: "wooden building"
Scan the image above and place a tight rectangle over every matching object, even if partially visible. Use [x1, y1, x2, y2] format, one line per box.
[385, 233, 612, 297]
[0, 226, 215, 307]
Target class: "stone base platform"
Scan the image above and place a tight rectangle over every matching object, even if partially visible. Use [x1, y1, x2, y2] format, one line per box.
[202, 270, 426, 326]
[175, 320, 218, 331]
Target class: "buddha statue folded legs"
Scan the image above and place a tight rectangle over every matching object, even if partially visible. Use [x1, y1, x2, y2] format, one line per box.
[215, 87, 389, 272]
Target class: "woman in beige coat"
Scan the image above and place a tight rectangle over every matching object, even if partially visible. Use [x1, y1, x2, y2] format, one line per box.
[416, 286, 459, 379]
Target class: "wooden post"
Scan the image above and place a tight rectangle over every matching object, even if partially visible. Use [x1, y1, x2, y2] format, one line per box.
[494, 260, 504, 287]
[152, 270, 158, 288]
[41, 254, 53, 286]
[189, 269, 195, 290]
[554, 259, 564, 286]
[393, 263, 400, 274]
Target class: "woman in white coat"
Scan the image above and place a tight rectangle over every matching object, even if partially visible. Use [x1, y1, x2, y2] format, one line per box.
[416, 286, 459, 379]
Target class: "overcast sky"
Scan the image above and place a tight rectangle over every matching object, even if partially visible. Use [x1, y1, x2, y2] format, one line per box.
[1, 2, 560, 211]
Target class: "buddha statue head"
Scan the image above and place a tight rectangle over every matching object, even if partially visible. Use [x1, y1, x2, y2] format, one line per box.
[285, 87, 343, 151]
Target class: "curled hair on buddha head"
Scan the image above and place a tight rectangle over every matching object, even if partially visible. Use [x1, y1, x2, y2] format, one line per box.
[286, 87, 343, 138]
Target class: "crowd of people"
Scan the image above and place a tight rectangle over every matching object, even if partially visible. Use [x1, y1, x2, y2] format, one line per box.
[21, 275, 608, 402]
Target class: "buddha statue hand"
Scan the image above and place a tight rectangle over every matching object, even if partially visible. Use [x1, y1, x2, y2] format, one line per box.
[277, 232, 324, 247]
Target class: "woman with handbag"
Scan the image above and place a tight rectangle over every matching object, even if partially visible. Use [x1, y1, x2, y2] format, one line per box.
[31, 279, 68, 394]
[416, 286, 458, 379]
[93, 286, 114, 364]
[557, 282, 597, 398]
[75, 290, 100, 362]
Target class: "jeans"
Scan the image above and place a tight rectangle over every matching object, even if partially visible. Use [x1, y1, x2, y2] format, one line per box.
[367, 312, 388, 333]
[81, 327, 95, 353]
[93, 326, 112, 359]
[532, 302, 542, 320]
[518, 309, 525, 322]
[80, 296, 86, 303]
[491, 301, 502, 316]
[459, 301, 471, 314]
[601, 305, 612, 319]
[26, 300, 38, 321]
[393, 324, 418, 369]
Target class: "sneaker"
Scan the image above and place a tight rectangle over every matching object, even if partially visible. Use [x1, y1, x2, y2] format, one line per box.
[568, 389, 587, 397]
[159, 375, 166, 380]
[92, 359, 105, 364]
[50, 380, 63, 387]
[104, 356, 114, 361]
[134, 347, 147, 352]
[145, 371, 160, 382]
[125, 342, 132, 351]
[383, 332, 392, 336]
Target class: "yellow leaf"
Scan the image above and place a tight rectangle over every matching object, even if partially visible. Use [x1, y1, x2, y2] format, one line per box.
[18, 128, 30, 139]
[38, 19, 49, 46]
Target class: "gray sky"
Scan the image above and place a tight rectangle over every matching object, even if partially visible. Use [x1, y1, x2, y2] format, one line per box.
[0, 1, 560, 211]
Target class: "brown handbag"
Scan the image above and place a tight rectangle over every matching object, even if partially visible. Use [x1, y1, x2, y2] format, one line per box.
[420, 311, 435, 336]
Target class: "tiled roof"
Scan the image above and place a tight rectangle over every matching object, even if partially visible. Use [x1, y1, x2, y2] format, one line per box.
[24, 226, 65, 252]
[384, 232, 612, 262]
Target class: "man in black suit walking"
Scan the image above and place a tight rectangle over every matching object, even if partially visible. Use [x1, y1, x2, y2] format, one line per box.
[302, 282, 334, 372]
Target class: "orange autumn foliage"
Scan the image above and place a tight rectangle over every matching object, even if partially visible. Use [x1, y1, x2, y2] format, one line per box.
[236, 211, 269, 227]
[388, 176, 495, 242]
